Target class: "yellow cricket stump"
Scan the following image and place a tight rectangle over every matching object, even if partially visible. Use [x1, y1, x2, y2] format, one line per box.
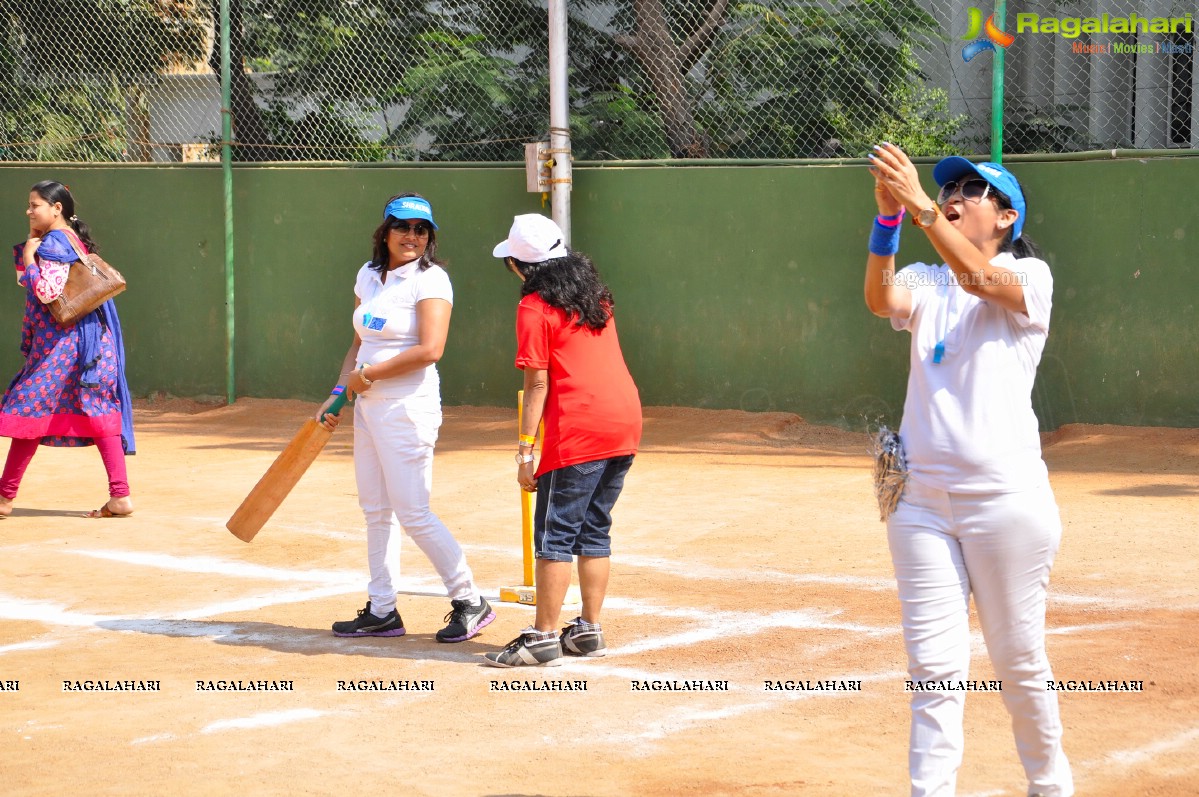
[499, 390, 581, 607]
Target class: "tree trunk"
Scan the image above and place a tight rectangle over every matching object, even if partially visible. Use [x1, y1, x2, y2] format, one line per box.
[616, 0, 729, 158]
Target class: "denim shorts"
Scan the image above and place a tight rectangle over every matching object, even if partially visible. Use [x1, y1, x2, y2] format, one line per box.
[534, 455, 634, 562]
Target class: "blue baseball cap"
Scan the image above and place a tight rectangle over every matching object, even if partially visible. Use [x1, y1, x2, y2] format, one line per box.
[383, 196, 438, 229]
[932, 157, 1026, 241]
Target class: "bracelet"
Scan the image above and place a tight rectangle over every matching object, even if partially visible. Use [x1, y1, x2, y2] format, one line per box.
[518, 434, 536, 446]
[358, 365, 373, 386]
[330, 385, 346, 396]
[869, 218, 902, 256]
[876, 208, 906, 227]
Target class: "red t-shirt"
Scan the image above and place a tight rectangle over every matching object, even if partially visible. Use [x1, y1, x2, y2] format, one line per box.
[515, 293, 642, 477]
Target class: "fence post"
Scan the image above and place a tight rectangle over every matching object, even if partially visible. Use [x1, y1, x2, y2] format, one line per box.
[548, 0, 572, 244]
[991, 0, 1007, 163]
[220, 0, 236, 403]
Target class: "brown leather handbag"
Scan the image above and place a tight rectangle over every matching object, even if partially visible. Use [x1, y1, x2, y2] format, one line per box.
[49, 230, 127, 325]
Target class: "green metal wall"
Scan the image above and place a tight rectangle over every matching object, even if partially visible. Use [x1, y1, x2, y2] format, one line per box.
[1, 159, 1195, 428]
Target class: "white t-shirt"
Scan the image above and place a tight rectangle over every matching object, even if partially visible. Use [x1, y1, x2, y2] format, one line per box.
[891, 252, 1052, 493]
[353, 260, 453, 400]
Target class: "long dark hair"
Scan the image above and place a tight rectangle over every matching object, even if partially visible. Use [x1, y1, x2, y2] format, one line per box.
[993, 186, 1042, 259]
[31, 180, 99, 253]
[369, 192, 442, 274]
[510, 250, 614, 331]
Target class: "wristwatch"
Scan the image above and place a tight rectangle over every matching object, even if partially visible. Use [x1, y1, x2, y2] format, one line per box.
[911, 205, 939, 229]
[515, 452, 535, 465]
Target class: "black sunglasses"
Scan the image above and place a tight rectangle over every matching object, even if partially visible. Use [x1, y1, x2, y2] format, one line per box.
[391, 220, 431, 236]
[937, 178, 992, 206]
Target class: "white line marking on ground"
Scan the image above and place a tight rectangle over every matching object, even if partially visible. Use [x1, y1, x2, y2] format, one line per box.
[56, 547, 453, 604]
[0, 638, 59, 656]
[1104, 725, 1199, 768]
[131, 733, 177, 745]
[614, 612, 895, 657]
[9, 543, 1190, 615]
[200, 709, 327, 734]
[0, 596, 112, 627]
[172, 585, 363, 620]
[65, 549, 362, 584]
[471, 543, 1184, 612]
[618, 552, 896, 590]
[465, 543, 895, 590]
[188, 516, 360, 541]
[590, 671, 901, 749]
[1046, 622, 1134, 635]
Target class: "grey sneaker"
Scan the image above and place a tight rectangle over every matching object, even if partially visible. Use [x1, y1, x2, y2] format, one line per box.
[560, 617, 606, 657]
[484, 629, 563, 667]
[436, 597, 496, 642]
[332, 602, 406, 637]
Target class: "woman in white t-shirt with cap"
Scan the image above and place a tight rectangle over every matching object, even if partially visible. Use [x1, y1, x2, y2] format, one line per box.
[865, 145, 1073, 797]
[318, 192, 494, 644]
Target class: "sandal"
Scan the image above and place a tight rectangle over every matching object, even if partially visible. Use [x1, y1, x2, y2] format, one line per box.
[83, 503, 133, 519]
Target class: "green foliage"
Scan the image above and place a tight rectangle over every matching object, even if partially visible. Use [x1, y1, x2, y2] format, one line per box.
[572, 84, 672, 161]
[699, 0, 952, 158]
[1003, 103, 1097, 154]
[1, 0, 208, 161]
[2, 0, 965, 162]
[388, 30, 544, 161]
[828, 84, 966, 158]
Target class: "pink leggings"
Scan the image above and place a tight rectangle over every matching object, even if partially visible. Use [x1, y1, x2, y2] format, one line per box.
[0, 436, 130, 500]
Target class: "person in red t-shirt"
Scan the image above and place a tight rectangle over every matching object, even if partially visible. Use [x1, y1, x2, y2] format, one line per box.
[485, 214, 642, 668]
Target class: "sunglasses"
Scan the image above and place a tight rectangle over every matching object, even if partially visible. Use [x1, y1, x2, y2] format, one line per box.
[936, 178, 991, 206]
[391, 220, 431, 236]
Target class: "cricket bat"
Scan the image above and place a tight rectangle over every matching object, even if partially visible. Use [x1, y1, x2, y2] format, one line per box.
[225, 392, 349, 542]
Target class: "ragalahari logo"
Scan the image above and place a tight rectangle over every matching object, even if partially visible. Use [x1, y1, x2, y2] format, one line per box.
[962, 7, 1016, 61]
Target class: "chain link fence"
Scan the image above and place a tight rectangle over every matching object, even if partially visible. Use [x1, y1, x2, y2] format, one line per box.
[997, 1, 1197, 152]
[1, 0, 1195, 163]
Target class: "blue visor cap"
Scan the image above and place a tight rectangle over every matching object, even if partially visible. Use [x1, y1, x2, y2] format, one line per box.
[383, 196, 438, 229]
[932, 157, 1026, 241]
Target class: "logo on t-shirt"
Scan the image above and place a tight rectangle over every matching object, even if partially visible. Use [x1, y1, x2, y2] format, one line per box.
[362, 312, 387, 331]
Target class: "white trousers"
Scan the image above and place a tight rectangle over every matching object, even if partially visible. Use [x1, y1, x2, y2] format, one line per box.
[887, 478, 1074, 797]
[353, 396, 478, 614]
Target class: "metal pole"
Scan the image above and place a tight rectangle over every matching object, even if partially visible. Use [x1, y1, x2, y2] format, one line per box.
[220, 0, 236, 403]
[991, 0, 1006, 163]
[547, 0, 571, 244]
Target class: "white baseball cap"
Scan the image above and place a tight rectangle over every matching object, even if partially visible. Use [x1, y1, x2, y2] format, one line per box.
[492, 214, 568, 263]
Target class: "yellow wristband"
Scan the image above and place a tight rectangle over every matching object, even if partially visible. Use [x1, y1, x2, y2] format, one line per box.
[518, 434, 536, 446]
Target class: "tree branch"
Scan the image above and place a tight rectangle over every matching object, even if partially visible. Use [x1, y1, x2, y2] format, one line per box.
[680, 0, 730, 72]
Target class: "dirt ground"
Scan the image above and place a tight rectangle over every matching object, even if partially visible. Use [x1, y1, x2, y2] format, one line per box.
[1, 398, 1196, 796]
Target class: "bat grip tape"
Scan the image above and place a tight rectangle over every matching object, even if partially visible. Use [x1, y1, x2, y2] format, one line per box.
[327, 391, 349, 416]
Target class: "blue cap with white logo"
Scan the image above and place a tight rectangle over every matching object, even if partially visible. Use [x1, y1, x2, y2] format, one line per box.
[383, 196, 438, 229]
[932, 157, 1026, 241]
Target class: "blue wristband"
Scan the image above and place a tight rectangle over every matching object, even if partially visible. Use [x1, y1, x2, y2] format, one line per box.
[869, 218, 902, 256]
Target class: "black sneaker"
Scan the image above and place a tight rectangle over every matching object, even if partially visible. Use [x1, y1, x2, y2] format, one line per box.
[483, 629, 563, 667]
[436, 597, 496, 643]
[331, 601, 406, 637]
[560, 617, 606, 657]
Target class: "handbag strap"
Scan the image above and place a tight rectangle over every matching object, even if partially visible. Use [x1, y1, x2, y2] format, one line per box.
[58, 228, 90, 261]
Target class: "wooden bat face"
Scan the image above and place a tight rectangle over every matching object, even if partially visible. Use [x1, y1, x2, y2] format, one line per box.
[225, 393, 348, 542]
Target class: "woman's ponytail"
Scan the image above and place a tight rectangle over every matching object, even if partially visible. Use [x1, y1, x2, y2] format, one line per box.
[68, 215, 99, 254]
